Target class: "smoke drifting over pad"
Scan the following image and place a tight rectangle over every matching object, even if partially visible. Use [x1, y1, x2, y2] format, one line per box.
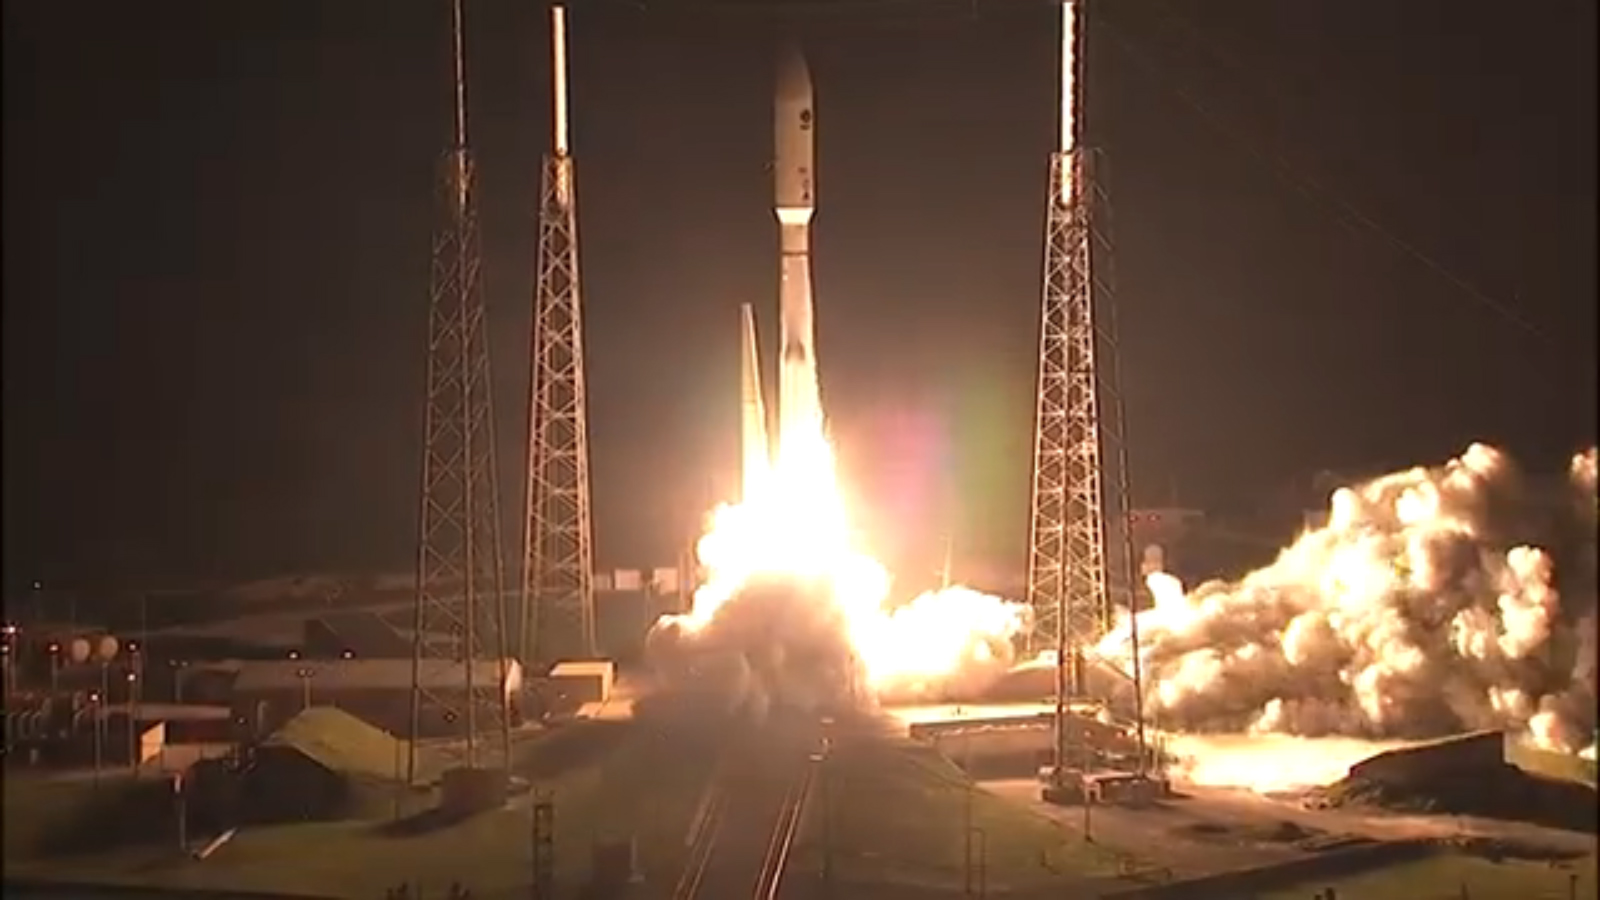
[1099, 444, 1600, 756]
[646, 576, 858, 720]
[646, 570, 1033, 720]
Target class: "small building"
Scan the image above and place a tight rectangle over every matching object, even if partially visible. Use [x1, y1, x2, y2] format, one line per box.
[192, 707, 405, 826]
[229, 657, 523, 738]
[546, 660, 616, 710]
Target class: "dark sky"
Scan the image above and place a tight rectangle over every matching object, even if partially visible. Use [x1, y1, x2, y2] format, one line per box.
[4, 0, 1595, 589]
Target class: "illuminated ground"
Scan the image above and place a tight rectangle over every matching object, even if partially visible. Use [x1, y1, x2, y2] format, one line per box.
[784, 714, 1127, 894]
[2, 718, 715, 898]
[974, 726, 1598, 900]
[1259, 850, 1597, 900]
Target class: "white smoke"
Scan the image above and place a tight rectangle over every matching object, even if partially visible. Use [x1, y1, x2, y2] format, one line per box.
[645, 576, 858, 723]
[1100, 444, 1599, 756]
[859, 586, 1033, 702]
[644, 576, 1032, 722]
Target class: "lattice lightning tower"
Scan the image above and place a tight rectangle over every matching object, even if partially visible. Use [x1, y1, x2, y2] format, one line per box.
[521, 3, 597, 664]
[1026, 0, 1134, 690]
[408, 0, 513, 781]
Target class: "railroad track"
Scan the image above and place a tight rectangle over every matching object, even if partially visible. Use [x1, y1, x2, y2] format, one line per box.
[674, 755, 730, 900]
[753, 756, 815, 900]
[672, 723, 821, 900]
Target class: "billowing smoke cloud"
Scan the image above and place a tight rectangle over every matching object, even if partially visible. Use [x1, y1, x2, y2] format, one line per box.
[857, 586, 1033, 701]
[1100, 444, 1599, 756]
[644, 576, 860, 723]
[643, 576, 1032, 722]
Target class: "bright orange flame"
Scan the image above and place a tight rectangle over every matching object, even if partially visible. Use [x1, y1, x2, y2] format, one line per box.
[673, 396, 1029, 699]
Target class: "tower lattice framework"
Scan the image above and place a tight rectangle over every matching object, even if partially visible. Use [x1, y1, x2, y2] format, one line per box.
[521, 5, 596, 665]
[408, 0, 513, 782]
[1026, 145, 1133, 691]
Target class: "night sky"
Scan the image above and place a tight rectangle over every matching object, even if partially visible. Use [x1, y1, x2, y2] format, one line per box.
[4, 0, 1594, 590]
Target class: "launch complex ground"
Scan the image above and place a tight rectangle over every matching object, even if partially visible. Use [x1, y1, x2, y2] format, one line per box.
[3, 659, 1597, 899]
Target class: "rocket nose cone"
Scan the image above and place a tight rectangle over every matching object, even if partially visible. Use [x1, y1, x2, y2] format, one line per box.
[776, 43, 811, 101]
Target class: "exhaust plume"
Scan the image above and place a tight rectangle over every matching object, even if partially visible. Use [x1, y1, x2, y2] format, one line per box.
[1099, 444, 1599, 757]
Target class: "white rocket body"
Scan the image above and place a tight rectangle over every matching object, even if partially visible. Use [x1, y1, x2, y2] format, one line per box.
[774, 46, 820, 450]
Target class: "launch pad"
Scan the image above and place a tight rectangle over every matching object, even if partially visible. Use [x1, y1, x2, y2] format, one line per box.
[883, 697, 1162, 784]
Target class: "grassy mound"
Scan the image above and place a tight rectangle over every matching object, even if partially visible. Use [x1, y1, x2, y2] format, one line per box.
[789, 734, 1121, 891]
[1309, 761, 1597, 834]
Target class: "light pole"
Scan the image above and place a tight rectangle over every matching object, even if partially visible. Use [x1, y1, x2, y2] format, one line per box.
[90, 688, 104, 791]
[174, 770, 189, 852]
[170, 659, 189, 703]
[821, 748, 833, 890]
[47, 642, 60, 694]
[817, 717, 835, 891]
[1082, 785, 1093, 842]
[2, 626, 14, 756]
[2, 623, 16, 697]
[126, 671, 141, 774]
[296, 667, 315, 710]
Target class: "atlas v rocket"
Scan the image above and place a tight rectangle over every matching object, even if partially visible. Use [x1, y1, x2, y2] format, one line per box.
[773, 46, 821, 453]
[742, 45, 821, 498]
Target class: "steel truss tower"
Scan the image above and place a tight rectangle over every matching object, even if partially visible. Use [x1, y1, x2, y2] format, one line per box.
[408, 0, 513, 782]
[521, 4, 597, 665]
[1026, 0, 1135, 692]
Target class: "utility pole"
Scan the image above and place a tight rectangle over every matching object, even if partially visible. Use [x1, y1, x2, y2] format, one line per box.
[522, 3, 598, 666]
[963, 731, 974, 896]
[408, 0, 515, 781]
